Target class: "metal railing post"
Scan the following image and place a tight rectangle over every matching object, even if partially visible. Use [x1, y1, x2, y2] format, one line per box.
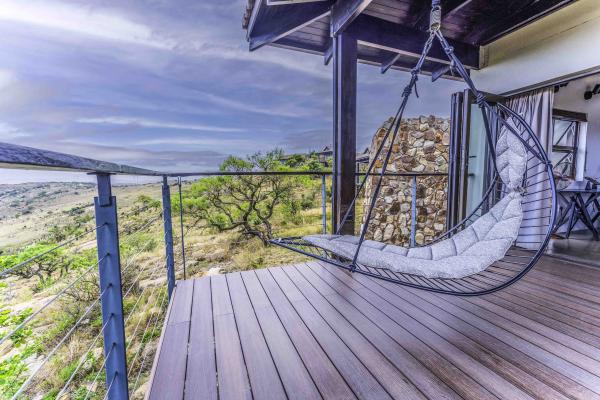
[177, 177, 186, 279]
[321, 175, 327, 234]
[410, 175, 417, 247]
[94, 173, 129, 400]
[161, 176, 176, 298]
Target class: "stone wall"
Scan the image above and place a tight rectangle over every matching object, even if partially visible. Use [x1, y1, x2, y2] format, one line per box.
[361, 116, 450, 246]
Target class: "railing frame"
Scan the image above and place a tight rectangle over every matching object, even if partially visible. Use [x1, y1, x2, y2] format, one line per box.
[161, 176, 176, 298]
[94, 173, 129, 400]
[0, 142, 449, 398]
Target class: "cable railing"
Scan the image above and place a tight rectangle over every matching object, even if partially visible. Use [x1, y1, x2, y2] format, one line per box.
[354, 173, 450, 247]
[0, 223, 104, 279]
[0, 142, 450, 399]
[0, 206, 166, 399]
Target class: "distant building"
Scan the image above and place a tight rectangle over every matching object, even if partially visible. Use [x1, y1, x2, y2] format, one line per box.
[281, 146, 370, 168]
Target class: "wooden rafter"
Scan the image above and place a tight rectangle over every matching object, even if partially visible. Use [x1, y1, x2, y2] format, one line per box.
[267, 0, 328, 5]
[330, 0, 374, 36]
[413, 0, 474, 32]
[249, 1, 332, 51]
[465, 0, 575, 45]
[347, 14, 479, 69]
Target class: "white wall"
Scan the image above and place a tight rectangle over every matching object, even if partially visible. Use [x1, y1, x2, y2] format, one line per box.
[554, 75, 600, 179]
[472, 0, 600, 95]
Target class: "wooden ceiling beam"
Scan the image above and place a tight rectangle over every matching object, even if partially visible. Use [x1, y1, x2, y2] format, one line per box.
[380, 52, 401, 74]
[413, 0, 474, 32]
[330, 0, 374, 36]
[271, 38, 461, 79]
[249, 1, 332, 51]
[267, 0, 329, 5]
[347, 14, 479, 69]
[465, 0, 575, 45]
[324, 40, 334, 65]
[361, 53, 462, 80]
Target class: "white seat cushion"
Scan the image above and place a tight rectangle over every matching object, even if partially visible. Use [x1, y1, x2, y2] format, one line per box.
[304, 191, 523, 279]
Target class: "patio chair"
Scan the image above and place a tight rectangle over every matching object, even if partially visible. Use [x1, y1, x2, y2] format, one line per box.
[271, 0, 557, 296]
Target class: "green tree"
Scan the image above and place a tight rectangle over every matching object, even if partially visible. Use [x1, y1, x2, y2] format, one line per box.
[179, 150, 309, 245]
[0, 246, 93, 287]
[120, 194, 162, 236]
[0, 244, 67, 285]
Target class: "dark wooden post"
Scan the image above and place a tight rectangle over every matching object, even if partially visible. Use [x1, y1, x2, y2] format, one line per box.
[94, 173, 129, 400]
[332, 31, 357, 234]
[321, 174, 327, 234]
[447, 91, 464, 229]
[410, 175, 417, 246]
[161, 176, 176, 298]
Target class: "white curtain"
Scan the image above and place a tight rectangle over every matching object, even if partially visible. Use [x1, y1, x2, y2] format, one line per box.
[506, 88, 554, 153]
[504, 88, 554, 250]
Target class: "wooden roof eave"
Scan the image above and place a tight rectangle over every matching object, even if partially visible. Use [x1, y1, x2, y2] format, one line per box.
[246, 0, 480, 76]
[248, 1, 333, 51]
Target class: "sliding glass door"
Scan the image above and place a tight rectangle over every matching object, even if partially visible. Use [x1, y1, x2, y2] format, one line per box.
[447, 90, 499, 226]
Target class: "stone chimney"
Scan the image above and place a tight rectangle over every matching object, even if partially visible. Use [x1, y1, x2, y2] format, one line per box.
[361, 116, 450, 246]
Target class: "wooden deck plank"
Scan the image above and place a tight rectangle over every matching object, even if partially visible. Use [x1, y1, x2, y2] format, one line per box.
[524, 268, 600, 301]
[307, 263, 573, 400]
[291, 264, 463, 400]
[320, 263, 535, 400]
[469, 295, 600, 360]
[280, 265, 428, 400]
[490, 292, 600, 347]
[401, 286, 600, 395]
[347, 270, 600, 400]
[511, 280, 600, 316]
[258, 268, 393, 399]
[184, 278, 217, 400]
[497, 276, 600, 325]
[226, 273, 288, 399]
[211, 274, 252, 400]
[494, 289, 600, 330]
[518, 275, 600, 309]
[526, 258, 600, 285]
[304, 264, 500, 400]
[168, 280, 194, 324]
[148, 256, 600, 400]
[443, 294, 600, 373]
[241, 271, 323, 400]
[250, 268, 357, 400]
[147, 280, 194, 400]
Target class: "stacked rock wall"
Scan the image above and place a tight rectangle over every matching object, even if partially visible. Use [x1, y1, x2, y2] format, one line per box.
[361, 116, 450, 246]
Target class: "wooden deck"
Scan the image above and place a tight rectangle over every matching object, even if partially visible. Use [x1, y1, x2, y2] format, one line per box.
[147, 257, 600, 400]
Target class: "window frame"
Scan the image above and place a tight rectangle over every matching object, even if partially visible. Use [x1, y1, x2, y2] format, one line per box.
[551, 108, 587, 180]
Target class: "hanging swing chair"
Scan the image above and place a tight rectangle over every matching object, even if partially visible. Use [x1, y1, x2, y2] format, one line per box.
[271, 0, 557, 296]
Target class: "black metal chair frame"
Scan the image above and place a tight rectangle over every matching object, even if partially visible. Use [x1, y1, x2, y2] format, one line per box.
[271, 1, 557, 296]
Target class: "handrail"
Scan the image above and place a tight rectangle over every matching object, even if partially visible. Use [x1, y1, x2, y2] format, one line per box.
[0, 142, 159, 175]
[0, 142, 448, 178]
[0, 142, 450, 399]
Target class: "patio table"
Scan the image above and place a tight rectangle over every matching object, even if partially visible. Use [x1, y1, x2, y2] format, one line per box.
[554, 186, 600, 240]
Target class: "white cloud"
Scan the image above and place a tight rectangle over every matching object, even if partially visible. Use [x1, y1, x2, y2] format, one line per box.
[0, 0, 174, 49]
[77, 116, 245, 133]
[190, 43, 330, 80]
[198, 92, 307, 118]
[136, 137, 262, 148]
[0, 69, 14, 88]
[0, 122, 29, 139]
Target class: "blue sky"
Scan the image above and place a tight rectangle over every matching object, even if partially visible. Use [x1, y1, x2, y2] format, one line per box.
[0, 0, 464, 180]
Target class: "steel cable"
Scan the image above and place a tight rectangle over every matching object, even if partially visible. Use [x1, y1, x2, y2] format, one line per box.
[0, 224, 105, 278]
[0, 254, 106, 347]
[11, 284, 112, 400]
[55, 314, 113, 398]
[130, 290, 168, 390]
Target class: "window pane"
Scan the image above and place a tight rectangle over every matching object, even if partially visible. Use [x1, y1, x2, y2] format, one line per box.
[553, 120, 576, 147]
